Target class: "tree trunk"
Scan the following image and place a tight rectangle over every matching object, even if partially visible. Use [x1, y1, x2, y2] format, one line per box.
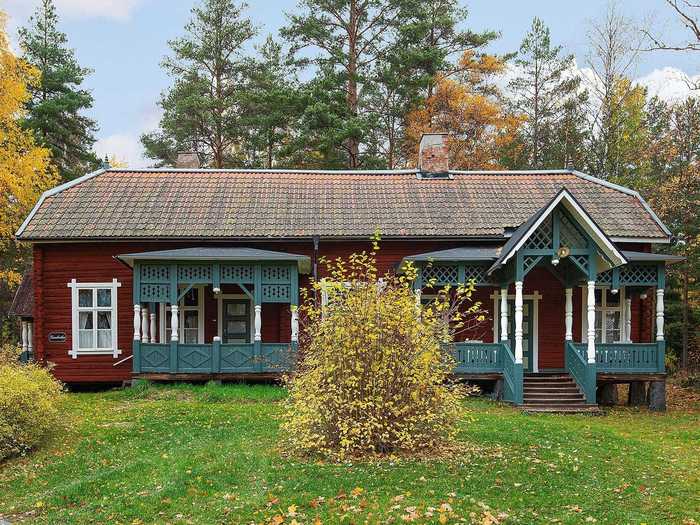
[346, 0, 360, 168]
[628, 381, 647, 406]
[597, 382, 618, 406]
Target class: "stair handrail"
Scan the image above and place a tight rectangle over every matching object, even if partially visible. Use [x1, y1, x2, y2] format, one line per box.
[499, 342, 523, 405]
[564, 341, 596, 404]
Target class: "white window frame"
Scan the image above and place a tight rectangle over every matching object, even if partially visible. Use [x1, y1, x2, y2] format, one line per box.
[581, 286, 626, 344]
[159, 285, 205, 344]
[68, 278, 121, 358]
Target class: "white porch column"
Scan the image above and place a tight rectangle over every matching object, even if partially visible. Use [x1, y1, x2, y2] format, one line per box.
[254, 305, 262, 341]
[499, 287, 508, 341]
[656, 288, 665, 341]
[586, 281, 596, 363]
[415, 289, 422, 311]
[141, 306, 149, 344]
[514, 281, 523, 363]
[21, 320, 28, 354]
[170, 305, 179, 342]
[150, 311, 157, 344]
[291, 305, 299, 343]
[133, 304, 141, 341]
[565, 288, 573, 341]
[625, 296, 632, 343]
[27, 321, 33, 356]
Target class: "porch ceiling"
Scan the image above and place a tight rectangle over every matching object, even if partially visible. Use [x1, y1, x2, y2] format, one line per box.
[116, 247, 311, 273]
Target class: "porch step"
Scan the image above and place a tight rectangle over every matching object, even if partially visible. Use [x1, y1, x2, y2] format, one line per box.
[521, 372, 597, 413]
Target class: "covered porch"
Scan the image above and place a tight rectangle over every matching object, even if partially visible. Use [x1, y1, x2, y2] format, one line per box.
[117, 248, 309, 378]
[405, 189, 681, 407]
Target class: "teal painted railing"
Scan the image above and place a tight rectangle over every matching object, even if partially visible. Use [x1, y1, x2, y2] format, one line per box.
[452, 342, 502, 373]
[593, 342, 664, 373]
[565, 341, 596, 403]
[499, 342, 523, 404]
[136, 342, 297, 373]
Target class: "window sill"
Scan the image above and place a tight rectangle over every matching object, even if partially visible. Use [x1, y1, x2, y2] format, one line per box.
[69, 349, 122, 359]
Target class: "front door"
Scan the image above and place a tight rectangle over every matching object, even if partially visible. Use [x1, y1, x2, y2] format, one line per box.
[508, 299, 535, 372]
[222, 299, 250, 344]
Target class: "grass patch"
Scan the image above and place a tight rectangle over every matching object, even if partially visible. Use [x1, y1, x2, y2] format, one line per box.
[1, 384, 698, 524]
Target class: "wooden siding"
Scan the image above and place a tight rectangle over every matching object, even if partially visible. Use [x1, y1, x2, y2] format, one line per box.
[33, 239, 656, 383]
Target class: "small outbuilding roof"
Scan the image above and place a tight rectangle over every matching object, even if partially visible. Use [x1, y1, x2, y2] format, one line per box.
[9, 271, 33, 318]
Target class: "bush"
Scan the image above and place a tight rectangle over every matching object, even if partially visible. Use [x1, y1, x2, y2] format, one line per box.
[0, 357, 64, 461]
[282, 243, 482, 459]
[0, 343, 21, 367]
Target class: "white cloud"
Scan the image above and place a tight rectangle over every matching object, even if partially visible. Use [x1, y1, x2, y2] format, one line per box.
[3, 0, 145, 21]
[635, 66, 700, 103]
[95, 133, 148, 167]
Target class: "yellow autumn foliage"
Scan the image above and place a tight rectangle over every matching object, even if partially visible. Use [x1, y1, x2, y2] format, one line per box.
[0, 11, 57, 288]
[282, 240, 480, 459]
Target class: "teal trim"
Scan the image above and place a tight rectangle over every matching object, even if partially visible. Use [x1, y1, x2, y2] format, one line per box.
[572, 342, 664, 373]
[565, 341, 596, 403]
[169, 263, 178, 373]
[212, 338, 221, 373]
[212, 263, 221, 291]
[452, 342, 501, 373]
[290, 263, 299, 306]
[133, 340, 141, 373]
[611, 267, 620, 290]
[657, 263, 666, 289]
[588, 251, 597, 281]
[500, 342, 523, 404]
[657, 340, 665, 372]
[515, 252, 524, 281]
[552, 209, 560, 252]
[239, 283, 254, 301]
[176, 283, 194, 302]
[133, 262, 141, 304]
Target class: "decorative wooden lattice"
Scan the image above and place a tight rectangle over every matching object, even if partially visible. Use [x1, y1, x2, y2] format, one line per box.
[522, 255, 542, 275]
[140, 344, 169, 370]
[559, 214, 587, 248]
[262, 265, 290, 283]
[422, 264, 458, 285]
[178, 264, 212, 282]
[141, 283, 170, 302]
[597, 269, 613, 284]
[571, 255, 589, 275]
[524, 215, 552, 250]
[262, 284, 291, 302]
[141, 264, 169, 283]
[463, 264, 487, 284]
[221, 264, 254, 283]
[620, 264, 657, 285]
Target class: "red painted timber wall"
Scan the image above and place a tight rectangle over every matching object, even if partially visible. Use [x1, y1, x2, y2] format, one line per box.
[33, 240, 655, 383]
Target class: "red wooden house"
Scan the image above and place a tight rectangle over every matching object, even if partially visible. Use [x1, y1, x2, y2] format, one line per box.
[12, 134, 681, 410]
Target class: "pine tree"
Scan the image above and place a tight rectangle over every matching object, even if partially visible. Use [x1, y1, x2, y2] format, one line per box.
[142, 0, 256, 168]
[506, 17, 588, 169]
[19, 0, 99, 182]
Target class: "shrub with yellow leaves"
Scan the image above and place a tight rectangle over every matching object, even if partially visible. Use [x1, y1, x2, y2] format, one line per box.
[0, 349, 64, 460]
[282, 235, 483, 459]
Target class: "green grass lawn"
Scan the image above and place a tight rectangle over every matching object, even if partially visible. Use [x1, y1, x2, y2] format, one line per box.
[1, 382, 699, 524]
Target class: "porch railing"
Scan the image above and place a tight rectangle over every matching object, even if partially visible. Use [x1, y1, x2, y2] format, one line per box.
[452, 342, 501, 373]
[137, 341, 297, 374]
[594, 342, 664, 373]
[564, 341, 596, 403]
[499, 342, 523, 404]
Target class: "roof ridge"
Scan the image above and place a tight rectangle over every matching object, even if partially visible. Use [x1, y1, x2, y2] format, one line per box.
[107, 167, 421, 175]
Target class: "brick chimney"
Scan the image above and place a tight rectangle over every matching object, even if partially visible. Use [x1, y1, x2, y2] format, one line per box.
[419, 133, 449, 173]
[176, 151, 200, 169]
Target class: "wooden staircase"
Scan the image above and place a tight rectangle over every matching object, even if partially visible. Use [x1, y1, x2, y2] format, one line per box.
[522, 373, 599, 413]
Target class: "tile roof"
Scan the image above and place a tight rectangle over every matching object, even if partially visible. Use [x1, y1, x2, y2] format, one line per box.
[16, 168, 670, 241]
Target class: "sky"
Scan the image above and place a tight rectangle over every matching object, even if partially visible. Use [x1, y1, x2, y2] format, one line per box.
[2, 0, 699, 167]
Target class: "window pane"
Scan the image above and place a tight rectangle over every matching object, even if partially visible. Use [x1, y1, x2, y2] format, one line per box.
[97, 330, 112, 348]
[184, 310, 198, 329]
[605, 311, 621, 343]
[605, 289, 620, 307]
[594, 312, 603, 343]
[183, 329, 197, 344]
[79, 289, 93, 307]
[97, 288, 111, 307]
[183, 288, 198, 307]
[97, 311, 111, 329]
[79, 330, 94, 349]
[79, 311, 93, 329]
[594, 288, 602, 306]
[226, 302, 247, 316]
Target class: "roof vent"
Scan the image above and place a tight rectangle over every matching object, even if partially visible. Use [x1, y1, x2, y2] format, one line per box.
[176, 151, 200, 169]
[418, 133, 449, 176]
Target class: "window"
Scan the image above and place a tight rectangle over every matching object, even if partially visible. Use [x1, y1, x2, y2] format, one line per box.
[69, 279, 121, 358]
[582, 287, 624, 344]
[161, 286, 204, 344]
